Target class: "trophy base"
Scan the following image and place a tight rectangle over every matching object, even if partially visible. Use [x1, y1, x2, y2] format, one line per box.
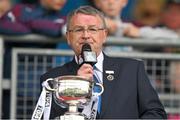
[60, 114, 84, 120]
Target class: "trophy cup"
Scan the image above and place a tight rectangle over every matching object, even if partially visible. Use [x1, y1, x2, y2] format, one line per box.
[45, 75, 104, 120]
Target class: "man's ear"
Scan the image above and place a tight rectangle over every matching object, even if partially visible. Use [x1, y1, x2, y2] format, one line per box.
[102, 29, 108, 44]
[66, 32, 70, 45]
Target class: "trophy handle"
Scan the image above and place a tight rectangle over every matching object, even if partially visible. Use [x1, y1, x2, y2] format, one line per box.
[93, 83, 104, 96]
[44, 78, 57, 92]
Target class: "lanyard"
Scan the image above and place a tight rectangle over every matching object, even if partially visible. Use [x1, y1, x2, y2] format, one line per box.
[31, 80, 52, 120]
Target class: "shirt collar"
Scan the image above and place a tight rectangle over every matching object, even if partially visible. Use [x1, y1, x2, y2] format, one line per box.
[75, 55, 83, 65]
[75, 51, 104, 73]
[94, 52, 103, 73]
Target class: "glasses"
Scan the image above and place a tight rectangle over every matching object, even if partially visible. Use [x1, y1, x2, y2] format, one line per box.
[68, 27, 105, 35]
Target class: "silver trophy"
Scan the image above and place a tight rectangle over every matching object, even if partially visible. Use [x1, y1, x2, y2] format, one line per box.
[46, 75, 104, 120]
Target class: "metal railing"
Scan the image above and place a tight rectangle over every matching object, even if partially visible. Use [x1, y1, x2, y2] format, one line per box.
[0, 34, 65, 118]
[10, 48, 74, 119]
[10, 48, 180, 119]
[1, 34, 180, 46]
[106, 36, 180, 47]
[0, 38, 3, 118]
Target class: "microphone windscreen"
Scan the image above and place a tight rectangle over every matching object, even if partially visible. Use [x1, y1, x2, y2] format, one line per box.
[81, 43, 97, 66]
[82, 43, 91, 52]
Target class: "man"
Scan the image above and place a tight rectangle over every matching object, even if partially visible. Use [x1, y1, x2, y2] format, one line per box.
[0, 0, 30, 35]
[0, 0, 66, 36]
[40, 6, 167, 119]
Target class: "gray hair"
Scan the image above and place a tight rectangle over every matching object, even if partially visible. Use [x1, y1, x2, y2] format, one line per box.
[66, 5, 107, 30]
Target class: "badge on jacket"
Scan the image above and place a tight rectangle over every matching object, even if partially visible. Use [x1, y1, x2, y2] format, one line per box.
[105, 70, 114, 81]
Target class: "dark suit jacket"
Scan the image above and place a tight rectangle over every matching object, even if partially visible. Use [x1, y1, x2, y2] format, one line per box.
[40, 54, 167, 119]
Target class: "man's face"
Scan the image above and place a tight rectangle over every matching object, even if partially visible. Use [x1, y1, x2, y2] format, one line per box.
[41, 0, 66, 11]
[94, 0, 127, 18]
[66, 13, 107, 56]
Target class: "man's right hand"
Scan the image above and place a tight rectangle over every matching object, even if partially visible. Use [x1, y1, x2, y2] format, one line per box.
[77, 63, 93, 80]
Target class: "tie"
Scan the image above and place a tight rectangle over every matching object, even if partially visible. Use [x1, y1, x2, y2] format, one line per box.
[93, 69, 101, 113]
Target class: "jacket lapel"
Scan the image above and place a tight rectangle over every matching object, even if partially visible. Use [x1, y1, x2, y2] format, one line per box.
[100, 55, 118, 117]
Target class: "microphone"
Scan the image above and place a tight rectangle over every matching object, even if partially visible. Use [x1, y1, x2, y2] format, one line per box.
[81, 43, 97, 66]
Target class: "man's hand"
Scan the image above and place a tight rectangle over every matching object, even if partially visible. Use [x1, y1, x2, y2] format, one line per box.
[77, 64, 93, 80]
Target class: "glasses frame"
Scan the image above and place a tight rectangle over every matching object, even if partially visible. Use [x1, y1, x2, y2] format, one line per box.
[67, 27, 105, 35]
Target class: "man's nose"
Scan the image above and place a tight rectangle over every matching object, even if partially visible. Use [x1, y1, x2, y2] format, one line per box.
[82, 30, 90, 39]
[108, 0, 114, 6]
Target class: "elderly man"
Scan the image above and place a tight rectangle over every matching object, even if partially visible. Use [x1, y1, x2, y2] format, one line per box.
[0, 0, 66, 36]
[40, 6, 167, 119]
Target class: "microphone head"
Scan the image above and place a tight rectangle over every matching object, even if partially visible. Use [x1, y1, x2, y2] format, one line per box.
[81, 43, 97, 66]
[81, 43, 91, 52]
